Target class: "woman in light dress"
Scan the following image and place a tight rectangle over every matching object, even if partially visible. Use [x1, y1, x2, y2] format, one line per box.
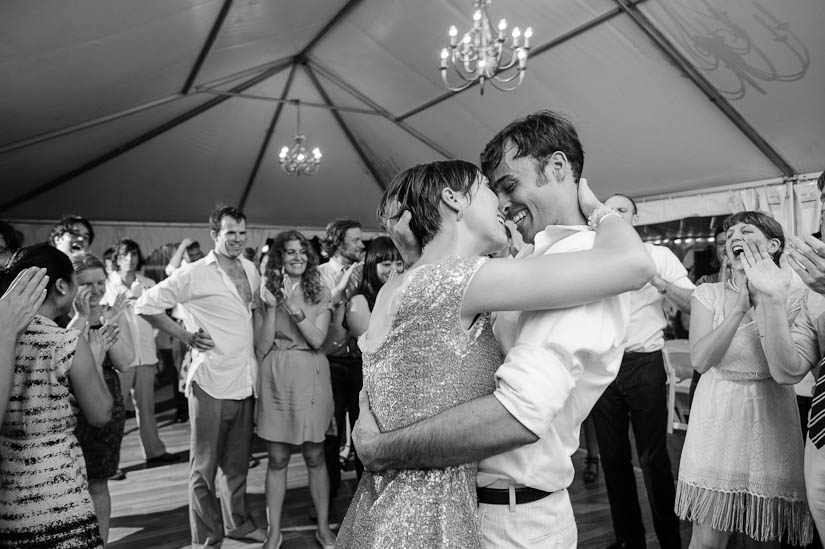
[254, 230, 336, 549]
[678, 211, 813, 548]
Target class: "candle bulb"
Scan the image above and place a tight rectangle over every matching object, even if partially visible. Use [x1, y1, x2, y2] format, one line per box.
[524, 27, 532, 48]
[512, 27, 521, 47]
[449, 25, 458, 46]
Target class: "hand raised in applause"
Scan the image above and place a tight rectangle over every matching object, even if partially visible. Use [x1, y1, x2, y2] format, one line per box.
[787, 235, 825, 295]
[0, 267, 49, 339]
[89, 322, 120, 367]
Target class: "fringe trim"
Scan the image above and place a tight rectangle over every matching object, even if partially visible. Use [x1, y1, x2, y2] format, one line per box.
[675, 481, 814, 546]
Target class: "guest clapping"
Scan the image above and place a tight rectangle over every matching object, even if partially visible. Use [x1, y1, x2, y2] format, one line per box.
[0, 244, 111, 548]
[255, 230, 336, 549]
[678, 212, 812, 547]
[71, 252, 134, 545]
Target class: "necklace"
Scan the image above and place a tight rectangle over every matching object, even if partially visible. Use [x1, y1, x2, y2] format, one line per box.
[727, 278, 740, 292]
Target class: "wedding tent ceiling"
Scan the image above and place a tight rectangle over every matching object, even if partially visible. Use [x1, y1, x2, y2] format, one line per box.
[1, 0, 823, 230]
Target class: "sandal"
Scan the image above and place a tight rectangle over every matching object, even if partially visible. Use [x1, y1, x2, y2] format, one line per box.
[584, 456, 599, 484]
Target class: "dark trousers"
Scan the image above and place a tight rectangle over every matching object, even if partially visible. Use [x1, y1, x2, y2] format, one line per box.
[591, 350, 681, 549]
[324, 356, 363, 498]
[159, 348, 188, 419]
[783, 395, 823, 549]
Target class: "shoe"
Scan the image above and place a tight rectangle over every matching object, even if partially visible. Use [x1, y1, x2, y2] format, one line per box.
[584, 456, 599, 484]
[228, 526, 267, 543]
[315, 530, 336, 549]
[146, 452, 181, 464]
[125, 410, 136, 419]
[109, 469, 126, 481]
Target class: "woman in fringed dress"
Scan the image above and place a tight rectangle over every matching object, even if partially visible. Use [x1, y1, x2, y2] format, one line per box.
[678, 211, 813, 547]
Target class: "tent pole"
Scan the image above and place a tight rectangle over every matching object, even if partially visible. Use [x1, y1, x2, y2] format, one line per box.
[181, 0, 234, 94]
[298, 0, 365, 59]
[0, 58, 293, 214]
[611, 0, 795, 177]
[308, 61, 455, 159]
[238, 63, 298, 211]
[304, 64, 386, 191]
[0, 94, 182, 155]
[786, 176, 797, 237]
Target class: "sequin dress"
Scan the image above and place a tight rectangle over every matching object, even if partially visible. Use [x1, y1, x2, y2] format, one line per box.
[676, 283, 813, 545]
[0, 315, 103, 549]
[337, 256, 501, 549]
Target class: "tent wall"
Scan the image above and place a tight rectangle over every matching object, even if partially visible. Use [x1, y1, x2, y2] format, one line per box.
[7, 219, 386, 259]
[637, 172, 823, 236]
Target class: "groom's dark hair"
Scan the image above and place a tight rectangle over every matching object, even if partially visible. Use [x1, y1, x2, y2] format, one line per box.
[480, 110, 584, 183]
[378, 160, 481, 248]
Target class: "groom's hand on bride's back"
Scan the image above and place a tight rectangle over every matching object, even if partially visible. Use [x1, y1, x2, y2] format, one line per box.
[353, 390, 386, 471]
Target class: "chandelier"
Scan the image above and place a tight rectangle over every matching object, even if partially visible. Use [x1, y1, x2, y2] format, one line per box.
[440, 0, 533, 94]
[279, 100, 322, 176]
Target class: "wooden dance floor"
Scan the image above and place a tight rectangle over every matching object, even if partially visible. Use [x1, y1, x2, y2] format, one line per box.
[108, 384, 692, 548]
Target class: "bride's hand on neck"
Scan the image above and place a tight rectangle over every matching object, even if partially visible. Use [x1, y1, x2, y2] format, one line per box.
[576, 178, 603, 219]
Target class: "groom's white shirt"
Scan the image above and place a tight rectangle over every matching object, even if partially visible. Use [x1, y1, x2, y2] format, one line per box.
[478, 225, 630, 492]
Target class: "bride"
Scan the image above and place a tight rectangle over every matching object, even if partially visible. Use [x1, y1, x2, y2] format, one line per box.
[336, 159, 653, 548]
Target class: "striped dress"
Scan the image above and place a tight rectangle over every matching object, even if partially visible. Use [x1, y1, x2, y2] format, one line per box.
[0, 315, 103, 549]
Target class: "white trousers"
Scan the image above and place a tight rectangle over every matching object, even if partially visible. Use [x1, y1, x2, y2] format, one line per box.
[805, 438, 825, 536]
[479, 488, 577, 548]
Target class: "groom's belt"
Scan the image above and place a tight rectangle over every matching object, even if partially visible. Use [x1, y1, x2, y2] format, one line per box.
[476, 485, 554, 505]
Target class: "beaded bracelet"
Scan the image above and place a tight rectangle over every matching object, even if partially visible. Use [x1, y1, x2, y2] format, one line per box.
[587, 206, 622, 229]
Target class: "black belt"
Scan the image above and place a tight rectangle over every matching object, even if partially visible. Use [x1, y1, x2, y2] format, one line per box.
[476, 486, 554, 505]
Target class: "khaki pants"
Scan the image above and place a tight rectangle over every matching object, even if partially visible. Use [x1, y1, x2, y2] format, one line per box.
[188, 381, 257, 546]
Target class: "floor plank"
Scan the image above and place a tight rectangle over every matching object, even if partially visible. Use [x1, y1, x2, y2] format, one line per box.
[108, 383, 692, 548]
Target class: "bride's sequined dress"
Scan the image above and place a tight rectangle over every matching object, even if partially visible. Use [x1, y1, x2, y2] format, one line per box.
[336, 257, 501, 549]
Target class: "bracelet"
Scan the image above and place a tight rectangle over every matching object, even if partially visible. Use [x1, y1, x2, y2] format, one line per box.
[289, 309, 306, 323]
[587, 206, 622, 229]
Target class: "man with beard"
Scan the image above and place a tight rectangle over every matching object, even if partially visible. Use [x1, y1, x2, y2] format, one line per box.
[135, 204, 265, 547]
[317, 218, 366, 509]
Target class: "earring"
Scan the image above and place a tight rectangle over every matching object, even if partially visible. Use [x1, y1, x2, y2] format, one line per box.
[456, 209, 464, 222]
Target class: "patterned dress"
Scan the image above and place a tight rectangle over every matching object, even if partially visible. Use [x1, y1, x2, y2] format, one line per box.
[676, 283, 813, 545]
[0, 315, 103, 549]
[74, 323, 126, 480]
[337, 257, 502, 549]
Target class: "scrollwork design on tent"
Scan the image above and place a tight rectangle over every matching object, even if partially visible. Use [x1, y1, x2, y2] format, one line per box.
[655, 0, 809, 100]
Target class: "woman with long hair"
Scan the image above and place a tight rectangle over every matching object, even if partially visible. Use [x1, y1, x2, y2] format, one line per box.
[254, 230, 336, 549]
[677, 211, 813, 547]
[0, 244, 112, 549]
[336, 159, 654, 548]
[346, 236, 404, 337]
[71, 253, 133, 546]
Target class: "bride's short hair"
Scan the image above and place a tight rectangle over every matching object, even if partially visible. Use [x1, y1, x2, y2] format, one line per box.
[378, 160, 481, 248]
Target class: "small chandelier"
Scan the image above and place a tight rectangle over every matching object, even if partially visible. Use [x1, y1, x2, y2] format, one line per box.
[279, 100, 322, 176]
[440, 0, 532, 94]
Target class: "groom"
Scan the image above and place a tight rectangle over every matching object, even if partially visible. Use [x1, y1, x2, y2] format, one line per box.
[354, 110, 647, 548]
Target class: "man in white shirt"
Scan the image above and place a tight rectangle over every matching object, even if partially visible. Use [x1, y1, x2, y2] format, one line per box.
[104, 238, 179, 464]
[135, 205, 265, 548]
[354, 111, 647, 548]
[317, 218, 365, 504]
[591, 194, 692, 549]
